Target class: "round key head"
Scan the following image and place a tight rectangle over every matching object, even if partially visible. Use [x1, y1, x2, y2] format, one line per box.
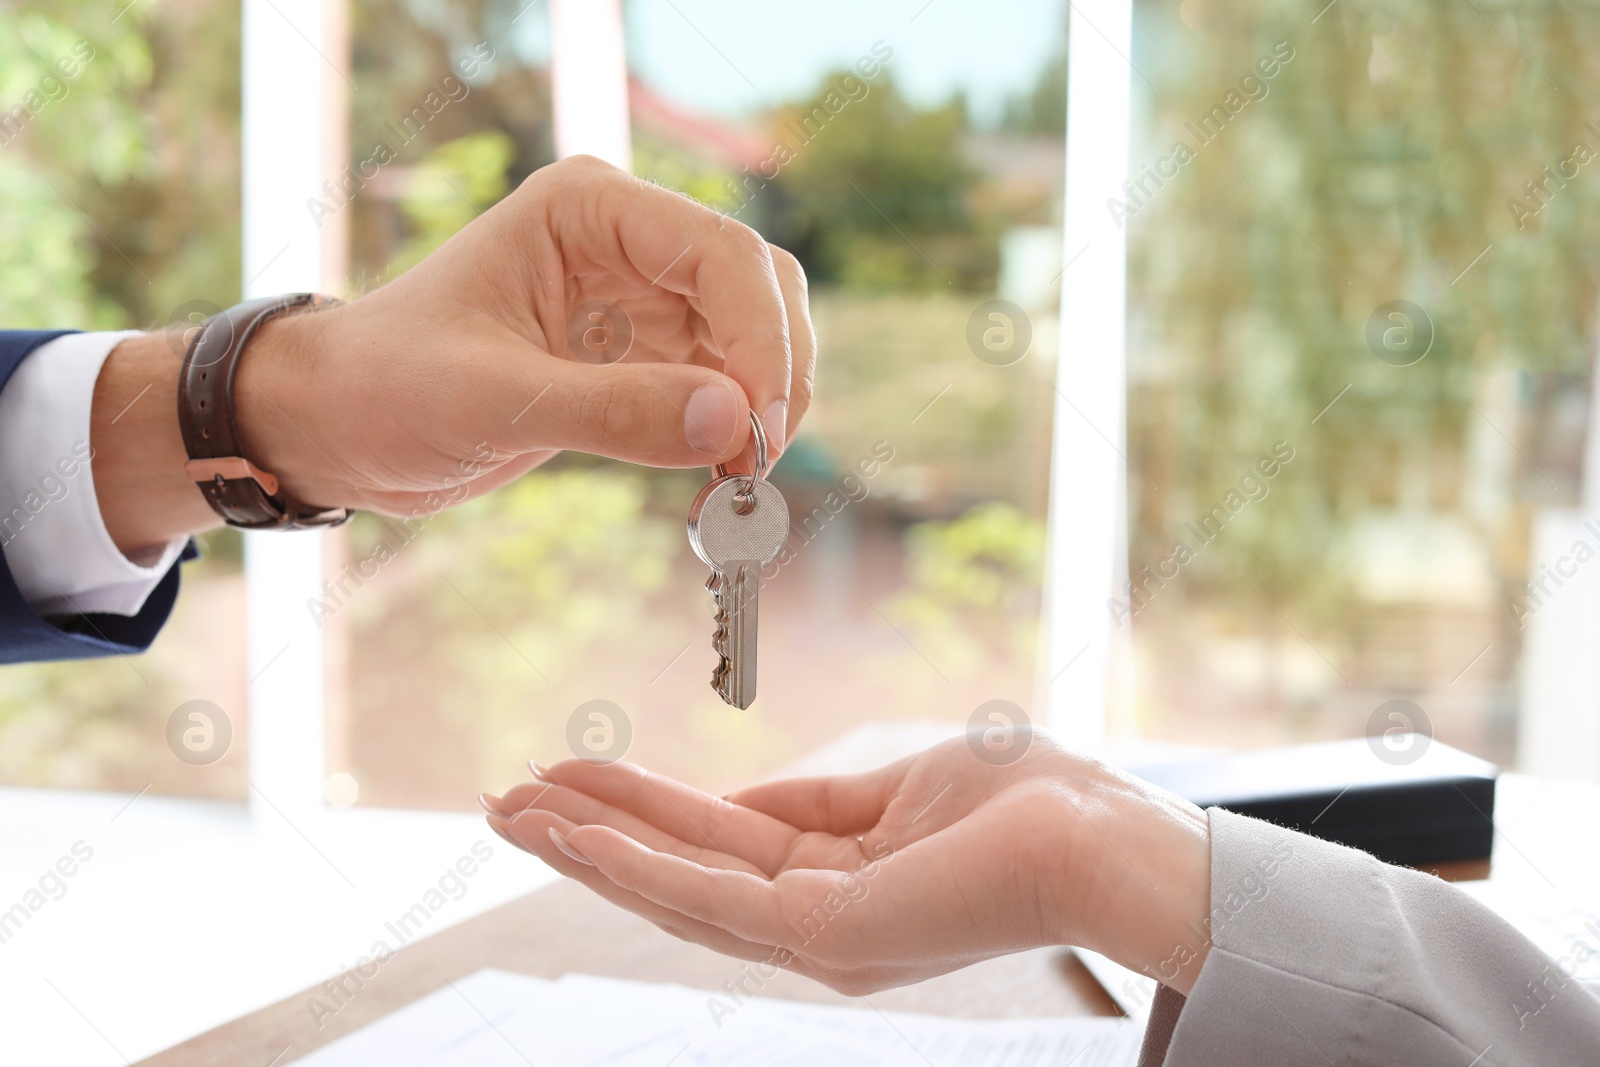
[688, 476, 790, 570]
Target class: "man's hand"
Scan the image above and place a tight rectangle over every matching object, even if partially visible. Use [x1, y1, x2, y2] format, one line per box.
[481, 734, 1214, 996]
[91, 155, 813, 554]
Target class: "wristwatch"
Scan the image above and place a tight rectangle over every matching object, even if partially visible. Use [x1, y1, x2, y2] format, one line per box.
[176, 293, 353, 530]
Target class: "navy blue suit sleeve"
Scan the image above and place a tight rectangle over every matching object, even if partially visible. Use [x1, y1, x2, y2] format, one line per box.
[0, 330, 194, 664]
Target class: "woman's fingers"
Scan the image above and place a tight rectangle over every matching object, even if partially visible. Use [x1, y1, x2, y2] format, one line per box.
[563, 823, 946, 981]
[486, 810, 791, 968]
[535, 760, 802, 876]
[493, 780, 765, 876]
[502, 796, 1039, 993]
[560, 823, 801, 950]
[724, 758, 911, 837]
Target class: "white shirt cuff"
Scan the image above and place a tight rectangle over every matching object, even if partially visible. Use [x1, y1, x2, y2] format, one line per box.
[0, 331, 188, 617]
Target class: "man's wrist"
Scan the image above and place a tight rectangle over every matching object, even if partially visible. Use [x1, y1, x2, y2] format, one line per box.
[233, 304, 347, 511]
[91, 332, 220, 554]
[90, 302, 352, 555]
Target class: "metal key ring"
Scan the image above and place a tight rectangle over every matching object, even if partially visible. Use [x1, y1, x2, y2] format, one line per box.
[713, 411, 769, 514]
[714, 410, 770, 485]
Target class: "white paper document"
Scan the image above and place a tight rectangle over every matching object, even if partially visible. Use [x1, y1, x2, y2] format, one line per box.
[295, 969, 1144, 1066]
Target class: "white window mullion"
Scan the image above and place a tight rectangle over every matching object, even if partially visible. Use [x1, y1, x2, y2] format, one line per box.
[1042, 0, 1135, 742]
[550, 0, 632, 169]
[241, 0, 345, 823]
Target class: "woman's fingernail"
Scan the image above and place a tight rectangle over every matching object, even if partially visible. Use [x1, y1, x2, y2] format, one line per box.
[529, 761, 551, 780]
[762, 399, 788, 457]
[478, 792, 504, 815]
[549, 828, 595, 867]
[685, 381, 740, 455]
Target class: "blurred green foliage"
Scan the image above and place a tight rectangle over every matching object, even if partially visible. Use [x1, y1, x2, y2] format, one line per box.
[0, 529, 246, 796]
[764, 74, 992, 292]
[1001, 51, 1068, 136]
[387, 130, 516, 275]
[0, 3, 249, 794]
[803, 291, 1055, 512]
[342, 467, 683, 802]
[905, 502, 1047, 608]
[1127, 0, 1600, 628]
[893, 502, 1046, 674]
[0, 639, 151, 788]
[0, 7, 151, 328]
[348, 0, 556, 283]
[0, 1, 240, 329]
[346, 466, 677, 666]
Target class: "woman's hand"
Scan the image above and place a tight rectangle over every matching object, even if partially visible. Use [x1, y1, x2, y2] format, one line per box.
[481, 732, 1214, 996]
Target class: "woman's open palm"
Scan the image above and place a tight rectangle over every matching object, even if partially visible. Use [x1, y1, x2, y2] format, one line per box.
[481, 734, 1193, 994]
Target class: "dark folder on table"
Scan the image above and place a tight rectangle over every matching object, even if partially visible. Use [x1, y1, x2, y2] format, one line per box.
[1128, 736, 1498, 867]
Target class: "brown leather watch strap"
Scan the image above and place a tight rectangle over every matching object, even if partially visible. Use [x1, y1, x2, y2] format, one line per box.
[176, 293, 352, 530]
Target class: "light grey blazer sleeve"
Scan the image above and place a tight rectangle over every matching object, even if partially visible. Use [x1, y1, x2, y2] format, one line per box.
[1136, 808, 1600, 1066]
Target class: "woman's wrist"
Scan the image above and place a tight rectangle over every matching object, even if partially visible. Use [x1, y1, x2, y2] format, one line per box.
[1047, 759, 1214, 996]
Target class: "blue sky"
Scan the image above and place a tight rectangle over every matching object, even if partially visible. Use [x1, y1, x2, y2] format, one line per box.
[619, 0, 1067, 124]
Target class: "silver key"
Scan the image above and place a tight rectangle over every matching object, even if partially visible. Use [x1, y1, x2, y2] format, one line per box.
[687, 474, 788, 708]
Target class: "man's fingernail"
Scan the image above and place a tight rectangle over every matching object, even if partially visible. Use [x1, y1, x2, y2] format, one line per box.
[549, 828, 596, 867]
[685, 381, 739, 455]
[762, 399, 788, 457]
[478, 792, 504, 814]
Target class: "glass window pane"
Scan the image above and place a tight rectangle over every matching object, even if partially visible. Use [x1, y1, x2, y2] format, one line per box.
[1124, 1, 1600, 766]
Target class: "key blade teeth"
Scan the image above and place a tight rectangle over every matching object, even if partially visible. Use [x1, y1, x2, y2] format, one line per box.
[710, 647, 741, 706]
[712, 561, 757, 710]
[711, 660, 734, 702]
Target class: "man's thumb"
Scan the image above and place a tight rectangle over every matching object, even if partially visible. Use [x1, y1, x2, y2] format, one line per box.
[509, 361, 751, 469]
